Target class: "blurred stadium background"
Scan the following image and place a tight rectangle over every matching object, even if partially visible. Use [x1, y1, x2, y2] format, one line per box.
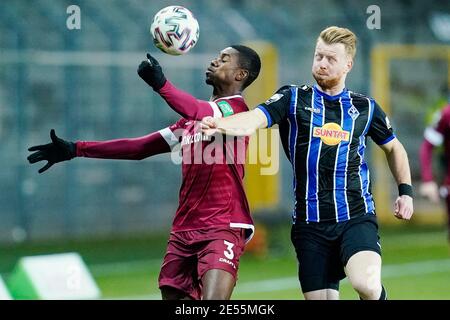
[1, 0, 449, 299]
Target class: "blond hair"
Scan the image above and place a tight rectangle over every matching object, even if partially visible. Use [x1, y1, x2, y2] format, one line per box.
[319, 26, 357, 59]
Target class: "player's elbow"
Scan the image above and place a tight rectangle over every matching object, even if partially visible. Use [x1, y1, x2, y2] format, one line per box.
[380, 137, 398, 155]
[393, 139, 407, 155]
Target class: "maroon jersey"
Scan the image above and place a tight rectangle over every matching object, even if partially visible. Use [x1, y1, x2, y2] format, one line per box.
[159, 95, 254, 240]
[76, 83, 254, 242]
[421, 104, 450, 185]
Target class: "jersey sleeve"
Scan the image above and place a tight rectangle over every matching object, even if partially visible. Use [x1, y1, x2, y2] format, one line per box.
[158, 81, 222, 120]
[367, 100, 396, 145]
[419, 139, 435, 182]
[256, 86, 292, 127]
[423, 106, 450, 146]
[159, 117, 187, 147]
[76, 118, 186, 160]
[76, 131, 171, 160]
[213, 96, 249, 118]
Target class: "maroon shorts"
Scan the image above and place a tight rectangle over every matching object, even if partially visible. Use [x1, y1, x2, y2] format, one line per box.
[158, 227, 246, 300]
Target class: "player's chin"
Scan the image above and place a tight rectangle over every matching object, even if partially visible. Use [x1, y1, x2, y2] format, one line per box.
[205, 76, 213, 85]
[313, 74, 326, 85]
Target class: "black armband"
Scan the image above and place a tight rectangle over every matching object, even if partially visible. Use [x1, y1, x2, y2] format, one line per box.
[398, 183, 413, 198]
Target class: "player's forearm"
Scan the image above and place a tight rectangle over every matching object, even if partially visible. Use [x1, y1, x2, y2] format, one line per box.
[419, 140, 434, 182]
[216, 109, 268, 136]
[158, 80, 214, 120]
[76, 132, 170, 160]
[385, 140, 412, 185]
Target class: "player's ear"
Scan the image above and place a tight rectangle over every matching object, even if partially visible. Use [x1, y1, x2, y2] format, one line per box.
[346, 57, 353, 73]
[236, 69, 249, 82]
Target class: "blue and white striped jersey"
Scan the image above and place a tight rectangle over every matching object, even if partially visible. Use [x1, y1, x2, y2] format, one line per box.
[258, 84, 395, 223]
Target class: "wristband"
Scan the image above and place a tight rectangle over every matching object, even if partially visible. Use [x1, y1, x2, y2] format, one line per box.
[398, 183, 413, 198]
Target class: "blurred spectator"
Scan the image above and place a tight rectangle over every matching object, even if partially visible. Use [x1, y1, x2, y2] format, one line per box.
[419, 93, 450, 242]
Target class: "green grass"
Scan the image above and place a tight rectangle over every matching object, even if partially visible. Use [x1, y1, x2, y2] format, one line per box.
[1, 224, 449, 300]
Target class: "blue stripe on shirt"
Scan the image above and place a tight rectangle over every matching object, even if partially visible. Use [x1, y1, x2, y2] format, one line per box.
[378, 134, 396, 145]
[306, 92, 323, 222]
[257, 105, 273, 128]
[288, 87, 299, 222]
[335, 95, 354, 222]
[358, 98, 376, 213]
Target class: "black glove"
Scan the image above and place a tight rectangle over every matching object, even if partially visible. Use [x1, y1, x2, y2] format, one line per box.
[137, 53, 167, 91]
[27, 129, 76, 174]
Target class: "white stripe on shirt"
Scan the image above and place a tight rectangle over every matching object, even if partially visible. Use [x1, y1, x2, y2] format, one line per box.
[208, 101, 223, 118]
[424, 127, 444, 146]
[158, 128, 179, 148]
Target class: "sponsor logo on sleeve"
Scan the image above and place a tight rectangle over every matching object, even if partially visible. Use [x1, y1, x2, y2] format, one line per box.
[265, 93, 283, 105]
[385, 116, 392, 129]
[217, 101, 234, 117]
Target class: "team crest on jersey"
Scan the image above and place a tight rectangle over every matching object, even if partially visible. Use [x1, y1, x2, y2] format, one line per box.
[217, 101, 234, 117]
[265, 93, 283, 104]
[313, 122, 350, 146]
[348, 105, 360, 120]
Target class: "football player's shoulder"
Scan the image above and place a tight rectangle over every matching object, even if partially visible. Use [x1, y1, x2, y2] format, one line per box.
[435, 104, 450, 126]
[276, 84, 311, 94]
[297, 84, 313, 98]
[442, 104, 450, 117]
[298, 84, 313, 92]
[266, 84, 308, 102]
[348, 90, 376, 108]
[217, 95, 248, 114]
[348, 89, 371, 100]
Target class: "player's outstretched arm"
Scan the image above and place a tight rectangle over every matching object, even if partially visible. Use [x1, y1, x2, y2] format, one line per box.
[28, 129, 175, 174]
[75, 130, 172, 161]
[201, 108, 268, 137]
[138, 53, 216, 120]
[27, 129, 76, 173]
[379, 138, 414, 220]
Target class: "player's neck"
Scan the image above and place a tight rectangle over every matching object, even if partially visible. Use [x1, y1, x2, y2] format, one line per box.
[316, 82, 346, 97]
[211, 87, 242, 100]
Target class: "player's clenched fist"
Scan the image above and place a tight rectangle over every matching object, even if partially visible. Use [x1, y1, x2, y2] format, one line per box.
[393, 195, 414, 220]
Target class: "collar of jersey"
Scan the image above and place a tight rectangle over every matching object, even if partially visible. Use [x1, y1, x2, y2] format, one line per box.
[212, 94, 243, 102]
[313, 85, 348, 101]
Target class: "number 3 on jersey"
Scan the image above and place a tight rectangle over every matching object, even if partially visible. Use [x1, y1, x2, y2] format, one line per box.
[223, 240, 235, 260]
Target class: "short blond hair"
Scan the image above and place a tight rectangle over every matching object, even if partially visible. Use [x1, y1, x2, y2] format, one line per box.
[319, 26, 357, 59]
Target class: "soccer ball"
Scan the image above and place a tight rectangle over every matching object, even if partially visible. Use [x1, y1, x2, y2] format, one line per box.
[150, 6, 200, 56]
